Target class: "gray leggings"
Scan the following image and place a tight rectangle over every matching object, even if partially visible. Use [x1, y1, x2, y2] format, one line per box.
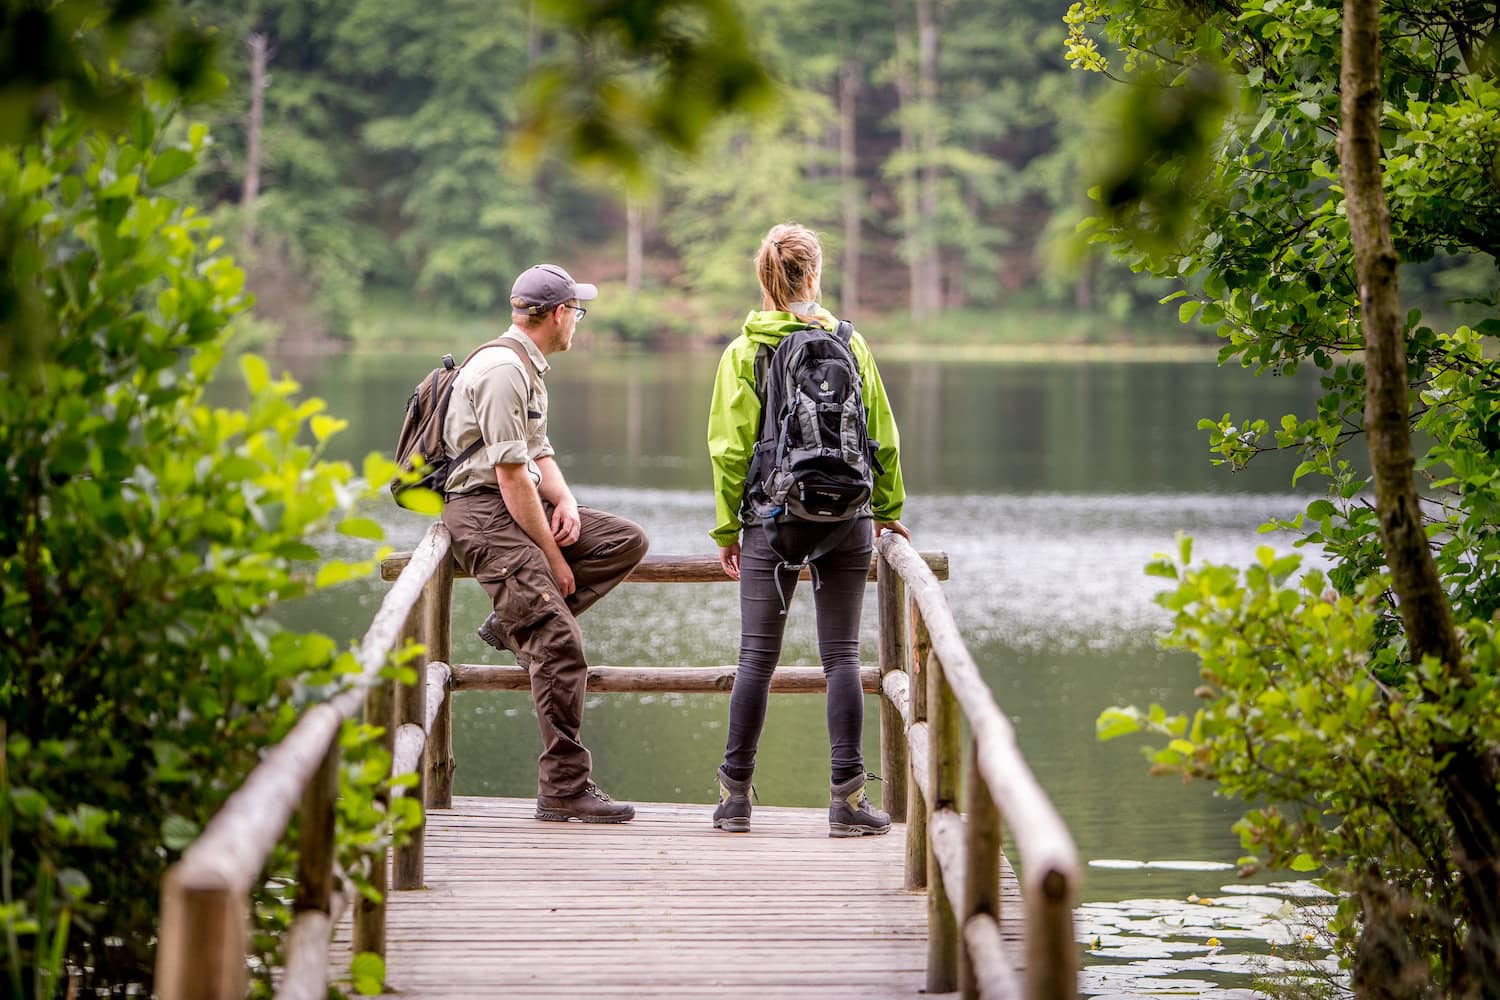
[721, 518, 874, 785]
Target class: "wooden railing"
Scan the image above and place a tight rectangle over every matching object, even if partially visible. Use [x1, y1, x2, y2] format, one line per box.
[876, 534, 1080, 998]
[155, 521, 1077, 999]
[155, 523, 454, 1000]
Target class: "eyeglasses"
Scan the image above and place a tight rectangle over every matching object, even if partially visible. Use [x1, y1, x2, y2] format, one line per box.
[563, 304, 588, 320]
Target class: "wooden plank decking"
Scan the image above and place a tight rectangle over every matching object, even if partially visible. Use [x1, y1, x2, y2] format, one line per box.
[331, 795, 1023, 998]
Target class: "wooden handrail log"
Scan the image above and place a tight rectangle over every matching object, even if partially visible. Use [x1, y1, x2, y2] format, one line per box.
[360, 522, 452, 675]
[380, 549, 950, 583]
[908, 721, 932, 805]
[929, 808, 967, 924]
[426, 662, 451, 732]
[877, 535, 1081, 891]
[449, 663, 880, 693]
[962, 913, 1022, 1000]
[882, 670, 910, 727]
[168, 703, 343, 892]
[329, 523, 452, 720]
[391, 724, 426, 797]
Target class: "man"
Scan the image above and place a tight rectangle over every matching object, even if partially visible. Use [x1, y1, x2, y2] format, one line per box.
[441, 263, 648, 823]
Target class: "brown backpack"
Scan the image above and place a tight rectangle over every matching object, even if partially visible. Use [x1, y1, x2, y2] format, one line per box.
[389, 338, 537, 508]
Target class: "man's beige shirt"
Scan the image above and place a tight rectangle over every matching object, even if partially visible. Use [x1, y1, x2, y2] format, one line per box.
[442, 327, 553, 495]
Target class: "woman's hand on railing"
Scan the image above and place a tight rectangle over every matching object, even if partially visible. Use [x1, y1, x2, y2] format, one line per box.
[875, 520, 910, 540]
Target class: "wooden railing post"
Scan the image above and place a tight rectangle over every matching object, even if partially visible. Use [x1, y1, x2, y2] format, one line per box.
[876, 553, 908, 819]
[927, 640, 962, 994]
[156, 870, 247, 1000]
[961, 740, 1003, 1000]
[426, 548, 456, 809]
[906, 600, 931, 891]
[394, 588, 430, 891]
[353, 672, 396, 957]
[294, 742, 340, 916]
[1025, 868, 1078, 1000]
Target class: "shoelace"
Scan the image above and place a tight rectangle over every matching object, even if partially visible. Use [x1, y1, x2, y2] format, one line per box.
[852, 773, 882, 811]
[585, 783, 613, 802]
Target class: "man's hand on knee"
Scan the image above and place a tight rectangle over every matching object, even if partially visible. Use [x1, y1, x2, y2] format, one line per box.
[550, 497, 581, 547]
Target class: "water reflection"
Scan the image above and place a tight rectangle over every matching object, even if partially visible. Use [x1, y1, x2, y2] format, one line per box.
[290, 351, 1332, 495]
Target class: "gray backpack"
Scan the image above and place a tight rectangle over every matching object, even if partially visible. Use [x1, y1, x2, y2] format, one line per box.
[742, 321, 883, 561]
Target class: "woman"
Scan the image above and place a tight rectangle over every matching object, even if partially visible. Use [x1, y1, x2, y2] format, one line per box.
[706, 222, 908, 837]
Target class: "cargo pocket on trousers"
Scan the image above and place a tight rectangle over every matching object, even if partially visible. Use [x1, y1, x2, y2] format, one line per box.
[492, 549, 564, 637]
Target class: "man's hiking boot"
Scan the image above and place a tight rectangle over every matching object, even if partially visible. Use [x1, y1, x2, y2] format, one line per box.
[713, 766, 754, 833]
[477, 612, 509, 654]
[535, 782, 636, 823]
[829, 773, 891, 838]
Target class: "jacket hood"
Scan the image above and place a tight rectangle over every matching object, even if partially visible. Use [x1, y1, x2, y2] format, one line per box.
[740, 307, 838, 346]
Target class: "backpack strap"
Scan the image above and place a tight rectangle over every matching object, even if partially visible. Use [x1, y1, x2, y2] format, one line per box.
[484, 337, 540, 392]
[446, 337, 538, 470]
[753, 342, 772, 405]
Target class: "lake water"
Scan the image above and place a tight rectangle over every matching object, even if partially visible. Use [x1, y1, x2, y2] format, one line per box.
[269, 344, 1343, 996]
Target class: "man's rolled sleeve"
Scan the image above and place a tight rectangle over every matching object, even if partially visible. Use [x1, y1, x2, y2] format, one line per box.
[484, 440, 531, 467]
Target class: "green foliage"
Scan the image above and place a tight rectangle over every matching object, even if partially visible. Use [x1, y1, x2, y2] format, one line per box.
[2, 726, 81, 1000]
[1074, 0, 1500, 986]
[0, 105, 397, 993]
[178, 0, 776, 325]
[0, 0, 223, 145]
[0, 0, 225, 376]
[1069, 0, 1500, 621]
[522, 0, 776, 177]
[1105, 545, 1500, 990]
[586, 283, 702, 347]
[662, 91, 842, 308]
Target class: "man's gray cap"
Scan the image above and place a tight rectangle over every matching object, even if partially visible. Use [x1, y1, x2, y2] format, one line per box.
[510, 264, 598, 314]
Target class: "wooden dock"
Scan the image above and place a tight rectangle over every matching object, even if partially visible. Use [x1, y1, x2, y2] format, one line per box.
[157, 538, 1078, 1000]
[331, 795, 1022, 998]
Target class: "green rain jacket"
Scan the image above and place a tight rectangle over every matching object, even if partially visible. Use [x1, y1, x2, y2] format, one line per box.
[707, 307, 905, 547]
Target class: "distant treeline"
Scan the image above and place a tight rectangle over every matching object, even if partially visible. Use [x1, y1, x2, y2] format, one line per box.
[181, 0, 1478, 346]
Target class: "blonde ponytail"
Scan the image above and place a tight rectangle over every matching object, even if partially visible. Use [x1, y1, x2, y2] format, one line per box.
[755, 223, 823, 319]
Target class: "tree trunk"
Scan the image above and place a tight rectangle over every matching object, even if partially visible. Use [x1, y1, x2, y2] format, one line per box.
[838, 46, 861, 319]
[625, 193, 643, 293]
[243, 32, 269, 248]
[1340, 0, 1500, 994]
[914, 0, 942, 317]
[889, 0, 919, 320]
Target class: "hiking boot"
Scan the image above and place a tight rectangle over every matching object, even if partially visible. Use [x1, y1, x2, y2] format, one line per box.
[477, 612, 509, 654]
[829, 773, 891, 838]
[535, 782, 636, 823]
[713, 766, 754, 833]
